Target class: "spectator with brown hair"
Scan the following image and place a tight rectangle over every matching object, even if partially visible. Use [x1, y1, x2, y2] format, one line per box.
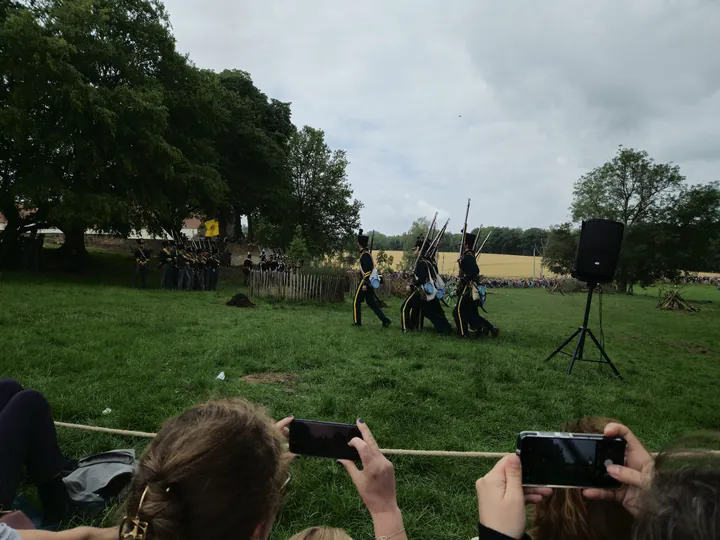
[1, 401, 406, 540]
[531, 417, 634, 540]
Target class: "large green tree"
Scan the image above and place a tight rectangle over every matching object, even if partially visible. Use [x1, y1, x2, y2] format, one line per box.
[215, 70, 294, 242]
[260, 126, 361, 256]
[566, 147, 718, 290]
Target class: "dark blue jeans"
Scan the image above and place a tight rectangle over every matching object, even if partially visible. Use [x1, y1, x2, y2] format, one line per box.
[0, 379, 65, 510]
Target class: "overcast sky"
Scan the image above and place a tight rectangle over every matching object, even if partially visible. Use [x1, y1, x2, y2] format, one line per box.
[162, 0, 720, 234]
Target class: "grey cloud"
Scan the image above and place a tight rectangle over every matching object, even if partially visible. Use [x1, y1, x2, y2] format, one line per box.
[162, 0, 720, 232]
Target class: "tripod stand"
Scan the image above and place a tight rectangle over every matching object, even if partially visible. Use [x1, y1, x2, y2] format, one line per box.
[545, 282, 622, 378]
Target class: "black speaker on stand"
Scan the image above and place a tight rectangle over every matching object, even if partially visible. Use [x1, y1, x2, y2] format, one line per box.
[545, 219, 624, 378]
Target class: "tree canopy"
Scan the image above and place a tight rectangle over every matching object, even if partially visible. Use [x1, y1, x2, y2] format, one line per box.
[0, 0, 359, 268]
[545, 146, 719, 290]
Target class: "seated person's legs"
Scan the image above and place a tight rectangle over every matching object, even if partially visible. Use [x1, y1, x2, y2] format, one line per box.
[0, 382, 69, 523]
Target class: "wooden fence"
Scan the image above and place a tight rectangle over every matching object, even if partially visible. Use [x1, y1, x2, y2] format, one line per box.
[249, 271, 345, 302]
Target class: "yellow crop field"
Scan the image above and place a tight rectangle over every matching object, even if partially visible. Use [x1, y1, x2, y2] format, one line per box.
[378, 251, 720, 279]
[381, 251, 552, 278]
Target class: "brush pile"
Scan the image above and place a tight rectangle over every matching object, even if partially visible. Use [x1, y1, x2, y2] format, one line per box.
[226, 293, 256, 308]
[657, 289, 698, 312]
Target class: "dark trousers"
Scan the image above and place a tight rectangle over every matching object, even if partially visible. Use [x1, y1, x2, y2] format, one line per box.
[177, 267, 187, 291]
[208, 268, 218, 291]
[0, 379, 65, 510]
[160, 264, 172, 289]
[169, 266, 178, 290]
[453, 287, 494, 337]
[242, 269, 250, 286]
[353, 281, 389, 325]
[400, 289, 423, 331]
[422, 298, 453, 334]
[134, 264, 148, 288]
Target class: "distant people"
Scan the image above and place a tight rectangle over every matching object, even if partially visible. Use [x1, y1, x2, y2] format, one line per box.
[158, 242, 172, 289]
[352, 229, 391, 328]
[243, 253, 253, 286]
[0, 379, 75, 526]
[453, 232, 499, 338]
[133, 240, 150, 289]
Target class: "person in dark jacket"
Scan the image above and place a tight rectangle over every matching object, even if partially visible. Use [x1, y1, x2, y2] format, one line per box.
[452, 232, 499, 338]
[352, 230, 391, 328]
[400, 237, 426, 332]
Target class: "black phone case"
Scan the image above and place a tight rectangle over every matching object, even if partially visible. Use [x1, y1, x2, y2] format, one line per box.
[289, 419, 361, 461]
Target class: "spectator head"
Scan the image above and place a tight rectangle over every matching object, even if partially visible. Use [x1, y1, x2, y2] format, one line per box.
[121, 399, 287, 540]
[290, 527, 353, 540]
[633, 434, 720, 540]
[531, 416, 634, 540]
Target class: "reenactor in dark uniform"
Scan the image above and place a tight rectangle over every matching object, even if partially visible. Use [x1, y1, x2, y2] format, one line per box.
[169, 241, 179, 289]
[352, 230, 391, 328]
[134, 239, 150, 288]
[270, 252, 279, 272]
[423, 253, 453, 334]
[453, 232, 500, 338]
[242, 253, 252, 286]
[208, 247, 220, 291]
[177, 245, 189, 291]
[400, 237, 426, 332]
[158, 242, 172, 289]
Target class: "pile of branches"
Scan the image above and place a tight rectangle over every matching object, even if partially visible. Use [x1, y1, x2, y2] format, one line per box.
[657, 288, 698, 312]
[547, 278, 583, 295]
[226, 293, 256, 308]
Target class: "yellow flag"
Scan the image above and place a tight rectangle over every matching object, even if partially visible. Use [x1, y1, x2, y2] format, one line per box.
[204, 219, 219, 237]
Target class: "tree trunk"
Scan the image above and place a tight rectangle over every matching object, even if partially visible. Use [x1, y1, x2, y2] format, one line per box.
[0, 220, 21, 269]
[247, 213, 254, 242]
[58, 225, 88, 272]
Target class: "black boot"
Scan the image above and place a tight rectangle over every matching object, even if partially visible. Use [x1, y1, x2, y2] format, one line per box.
[39, 477, 72, 526]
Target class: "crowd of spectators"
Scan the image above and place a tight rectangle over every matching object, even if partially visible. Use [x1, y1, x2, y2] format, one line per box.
[1, 379, 718, 540]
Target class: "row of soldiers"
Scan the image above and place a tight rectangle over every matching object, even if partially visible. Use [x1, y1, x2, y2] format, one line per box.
[351, 214, 500, 338]
[132, 239, 220, 291]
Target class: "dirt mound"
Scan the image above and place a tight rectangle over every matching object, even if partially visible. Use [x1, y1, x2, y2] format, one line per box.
[242, 372, 296, 385]
[226, 293, 256, 307]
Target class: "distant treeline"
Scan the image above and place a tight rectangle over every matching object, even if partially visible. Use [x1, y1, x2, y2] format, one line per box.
[367, 225, 548, 256]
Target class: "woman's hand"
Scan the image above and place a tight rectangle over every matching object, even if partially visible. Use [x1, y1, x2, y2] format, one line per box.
[275, 416, 293, 441]
[583, 423, 654, 515]
[476, 455, 547, 539]
[338, 420, 407, 540]
[338, 420, 398, 515]
[275, 416, 296, 465]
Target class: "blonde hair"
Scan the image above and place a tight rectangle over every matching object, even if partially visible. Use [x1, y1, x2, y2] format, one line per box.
[122, 399, 286, 540]
[289, 527, 353, 540]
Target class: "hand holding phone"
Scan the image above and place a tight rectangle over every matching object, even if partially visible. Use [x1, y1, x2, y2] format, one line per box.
[582, 423, 655, 515]
[289, 419, 362, 460]
[337, 420, 406, 540]
[517, 431, 627, 489]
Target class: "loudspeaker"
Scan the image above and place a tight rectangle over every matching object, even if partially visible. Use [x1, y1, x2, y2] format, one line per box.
[572, 219, 624, 284]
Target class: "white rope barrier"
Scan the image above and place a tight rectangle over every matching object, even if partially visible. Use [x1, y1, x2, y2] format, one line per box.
[55, 421, 720, 459]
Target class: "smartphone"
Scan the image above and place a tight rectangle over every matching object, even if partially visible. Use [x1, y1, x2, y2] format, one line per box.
[516, 431, 627, 489]
[289, 419, 362, 460]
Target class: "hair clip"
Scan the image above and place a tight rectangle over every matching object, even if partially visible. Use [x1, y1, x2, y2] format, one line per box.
[120, 485, 151, 539]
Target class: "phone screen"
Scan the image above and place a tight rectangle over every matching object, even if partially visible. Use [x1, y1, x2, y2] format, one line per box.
[518, 434, 626, 488]
[289, 419, 362, 460]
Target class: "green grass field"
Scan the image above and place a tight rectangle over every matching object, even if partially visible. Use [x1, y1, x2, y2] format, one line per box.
[1, 251, 719, 539]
